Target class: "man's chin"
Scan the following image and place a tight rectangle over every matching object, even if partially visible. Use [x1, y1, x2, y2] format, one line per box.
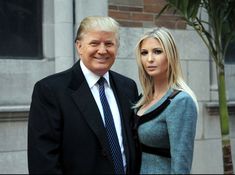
[94, 66, 112, 76]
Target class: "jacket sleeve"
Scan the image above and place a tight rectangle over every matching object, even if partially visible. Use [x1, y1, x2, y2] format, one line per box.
[27, 81, 62, 174]
[166, 94, 197, 174]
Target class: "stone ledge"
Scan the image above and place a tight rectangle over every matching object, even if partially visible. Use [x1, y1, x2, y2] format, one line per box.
[0, 106, 29, 122]
[205, 101, 235, 116]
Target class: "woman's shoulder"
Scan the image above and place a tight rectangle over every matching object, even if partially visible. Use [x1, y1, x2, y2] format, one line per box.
[174, 90, 194, 101]
[167, 90, 198, 121]
[171, 90, 197, 110]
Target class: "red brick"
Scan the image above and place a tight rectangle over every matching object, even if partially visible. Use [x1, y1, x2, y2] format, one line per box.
[155, 20, 186, 29]
[118, 20, 143, 27]
[164, 7, 181, 15]
[144, 0, 167, 6]
[131, 13, 154, 21]
[118, 5, 143, 12]
[109, 5, 118, 10]
[174, 20, 187, 29]
[155, 15, 184, 21]
[144, 4, 166, 13]
[109, 10, 131, 20]
[108, 0, 186, 29]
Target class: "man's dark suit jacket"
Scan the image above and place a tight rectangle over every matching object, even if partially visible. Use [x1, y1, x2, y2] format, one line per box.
[27, 60, 139, 174]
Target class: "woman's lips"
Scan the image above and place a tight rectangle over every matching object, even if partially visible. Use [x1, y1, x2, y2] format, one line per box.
[147, 66, 157, 70]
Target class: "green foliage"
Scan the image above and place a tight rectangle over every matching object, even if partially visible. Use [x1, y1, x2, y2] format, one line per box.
[157, 1, 235, 172]
[157, 0, 235, 68]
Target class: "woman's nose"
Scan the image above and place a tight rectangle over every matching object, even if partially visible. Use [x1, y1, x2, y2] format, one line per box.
[148, 54, 153, 62]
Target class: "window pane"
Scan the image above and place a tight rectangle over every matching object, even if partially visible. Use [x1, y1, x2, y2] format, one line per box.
[0, 0, 42, 59]
[225, 42, 235, 64]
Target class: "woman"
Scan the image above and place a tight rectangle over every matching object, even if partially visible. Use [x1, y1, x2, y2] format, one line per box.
[134, 27, 198, 174]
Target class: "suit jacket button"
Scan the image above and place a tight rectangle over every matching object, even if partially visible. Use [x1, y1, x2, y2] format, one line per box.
[102, 150, 108, 157]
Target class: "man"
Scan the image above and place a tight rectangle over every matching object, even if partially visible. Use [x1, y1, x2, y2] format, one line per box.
[27, 16, 139, 174]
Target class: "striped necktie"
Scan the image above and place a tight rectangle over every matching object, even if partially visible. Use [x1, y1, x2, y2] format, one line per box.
[98, 77, 125, 174]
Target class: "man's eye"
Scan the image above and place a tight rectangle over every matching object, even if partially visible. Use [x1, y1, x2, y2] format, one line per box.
[105, 42, 114, 47]
[90, 42, 99, 46]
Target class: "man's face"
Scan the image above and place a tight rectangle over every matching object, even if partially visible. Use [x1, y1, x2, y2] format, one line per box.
[76, 30, 118, 76]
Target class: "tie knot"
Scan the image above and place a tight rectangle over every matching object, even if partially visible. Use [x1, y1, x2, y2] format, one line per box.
[98, 77, 106, 86]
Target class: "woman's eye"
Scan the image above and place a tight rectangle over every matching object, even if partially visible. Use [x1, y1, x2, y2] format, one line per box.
[140, 51, 148, 56]
[154, 49, 163, 54]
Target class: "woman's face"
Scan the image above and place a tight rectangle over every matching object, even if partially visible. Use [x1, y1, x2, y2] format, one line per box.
[140, 37, 168, 79]
[76, 30, 118, 76]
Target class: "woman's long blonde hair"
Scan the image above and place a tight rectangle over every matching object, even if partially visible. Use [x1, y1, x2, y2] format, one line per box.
[134, 27, 198, 111]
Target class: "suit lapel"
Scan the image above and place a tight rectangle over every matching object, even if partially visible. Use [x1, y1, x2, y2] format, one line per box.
[109, 73, 132, 170]
[110, 72, 132, 130]
[68, 62, 133, 171]
[69, 61, 112, 161]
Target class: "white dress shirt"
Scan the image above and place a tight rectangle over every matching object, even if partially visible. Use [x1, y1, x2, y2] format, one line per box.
[80, 60, 126, 170]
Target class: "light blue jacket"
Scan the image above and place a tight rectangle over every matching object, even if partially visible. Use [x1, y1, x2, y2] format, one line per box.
[137, 88, 197, 174]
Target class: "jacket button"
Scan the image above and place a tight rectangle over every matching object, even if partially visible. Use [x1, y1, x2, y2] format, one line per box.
[102, 150, 108, 157]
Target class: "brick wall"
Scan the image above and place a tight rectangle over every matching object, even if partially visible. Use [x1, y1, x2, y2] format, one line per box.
[108, 0, 186, 29]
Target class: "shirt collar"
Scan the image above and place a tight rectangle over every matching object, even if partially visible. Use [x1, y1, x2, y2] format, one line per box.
[80, 60, 111, 88]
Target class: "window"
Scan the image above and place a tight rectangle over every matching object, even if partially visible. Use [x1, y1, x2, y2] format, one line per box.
[0, 0, 42, 59]
[225, 42, 235, 63]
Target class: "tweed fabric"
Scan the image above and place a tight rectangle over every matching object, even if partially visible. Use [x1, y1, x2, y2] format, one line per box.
[137, 88, 197, 174]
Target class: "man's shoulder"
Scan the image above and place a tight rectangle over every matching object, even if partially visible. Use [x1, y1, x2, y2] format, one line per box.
[36, 65, 75, 88]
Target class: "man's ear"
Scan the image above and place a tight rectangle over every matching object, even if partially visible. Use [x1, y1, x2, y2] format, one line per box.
[75, 40, 82, 55]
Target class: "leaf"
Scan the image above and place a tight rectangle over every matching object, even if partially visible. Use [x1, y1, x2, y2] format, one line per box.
[155, 4, 171, 20]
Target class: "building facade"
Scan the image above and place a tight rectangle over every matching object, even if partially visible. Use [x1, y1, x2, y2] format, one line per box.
[0, 0, 234, 173]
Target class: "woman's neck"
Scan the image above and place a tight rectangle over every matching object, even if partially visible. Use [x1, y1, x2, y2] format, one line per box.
[153, 78, 169, 101]
[137, 79, 169, 116]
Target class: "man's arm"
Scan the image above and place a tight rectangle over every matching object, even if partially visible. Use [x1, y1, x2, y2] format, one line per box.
[27, 81, 62, 174]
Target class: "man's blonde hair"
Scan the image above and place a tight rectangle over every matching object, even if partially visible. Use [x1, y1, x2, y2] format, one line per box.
[75, 16, 120, 45]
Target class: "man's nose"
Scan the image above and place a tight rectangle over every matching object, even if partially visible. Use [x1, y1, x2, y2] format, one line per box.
[98, 44, 107, 54]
